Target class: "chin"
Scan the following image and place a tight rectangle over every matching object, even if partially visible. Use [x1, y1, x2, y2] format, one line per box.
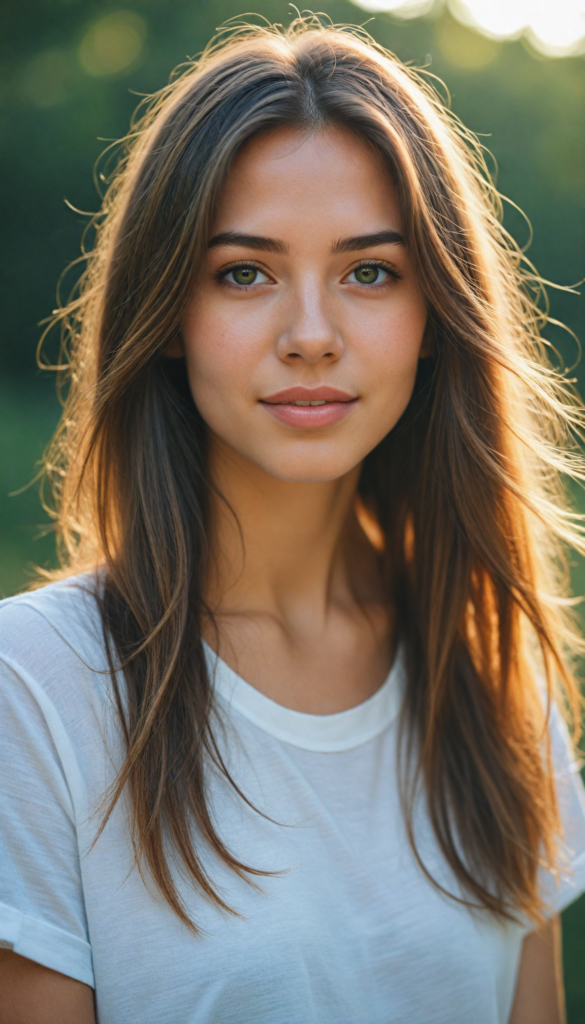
[254, 452, 360, 483]
[212, 429, 366, 483]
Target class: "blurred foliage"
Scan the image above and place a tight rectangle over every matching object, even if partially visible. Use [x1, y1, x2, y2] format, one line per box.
[0, 1, 584, 1016]
[1, 0, 583, 383]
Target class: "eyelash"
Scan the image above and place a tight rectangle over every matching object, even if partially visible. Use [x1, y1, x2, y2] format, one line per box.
[348, 259, 403, 284]
[215, 261, 269, 287]
[214, 258, 403, 288]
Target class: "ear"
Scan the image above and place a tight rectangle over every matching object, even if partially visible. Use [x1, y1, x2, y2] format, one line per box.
[164, 336, 184, 359]
[419, 320, 435, 359]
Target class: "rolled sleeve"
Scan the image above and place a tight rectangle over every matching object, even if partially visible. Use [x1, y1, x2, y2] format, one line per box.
[0, 654, 94, 986]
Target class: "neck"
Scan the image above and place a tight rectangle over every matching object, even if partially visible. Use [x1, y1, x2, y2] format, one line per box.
[205, 435, 377, 630]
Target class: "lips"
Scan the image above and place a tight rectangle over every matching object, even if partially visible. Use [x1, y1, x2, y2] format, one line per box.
[260, 386, 357, 429]
[262, 386, 356, 405]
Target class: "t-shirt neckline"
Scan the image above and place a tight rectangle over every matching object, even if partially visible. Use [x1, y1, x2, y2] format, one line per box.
[203, 641, 403, 753]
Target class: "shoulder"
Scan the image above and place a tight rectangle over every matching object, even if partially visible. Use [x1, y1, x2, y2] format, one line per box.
[0, 571, 111, 718]
[0, 571, 103, 647]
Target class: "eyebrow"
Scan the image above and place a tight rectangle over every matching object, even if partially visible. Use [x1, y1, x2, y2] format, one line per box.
[206, 228, 405, 255]
[207, 231, 287, 253]
[332, 230, 404, 253]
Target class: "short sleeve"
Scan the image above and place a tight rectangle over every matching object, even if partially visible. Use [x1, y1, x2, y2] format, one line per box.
[539, 700, 585, 916]
[0, 653, 94, 986]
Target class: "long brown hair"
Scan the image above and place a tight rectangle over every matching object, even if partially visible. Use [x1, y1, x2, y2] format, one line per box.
[41, 16, 584, 929]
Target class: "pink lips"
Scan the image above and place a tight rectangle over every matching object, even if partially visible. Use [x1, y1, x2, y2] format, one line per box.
[260, 386, 358, 429]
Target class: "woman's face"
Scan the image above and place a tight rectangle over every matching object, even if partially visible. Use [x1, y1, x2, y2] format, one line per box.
[181, 127, 429, 482]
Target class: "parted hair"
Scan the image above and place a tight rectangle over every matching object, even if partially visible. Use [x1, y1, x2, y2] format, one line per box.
[41, 16, 584, 929]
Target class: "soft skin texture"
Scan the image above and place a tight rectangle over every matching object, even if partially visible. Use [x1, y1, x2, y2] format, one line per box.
[0, 951, 96, 1023]
[1, 128, 564, 1022]
[509, 917, 566, 1024]
[182, 128, 430, 485]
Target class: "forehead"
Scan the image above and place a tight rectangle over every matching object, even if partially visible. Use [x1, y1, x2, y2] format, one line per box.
[213, 127, 402, 237]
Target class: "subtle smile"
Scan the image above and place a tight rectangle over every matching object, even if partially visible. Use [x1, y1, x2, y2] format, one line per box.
[260, 386, 358, 429]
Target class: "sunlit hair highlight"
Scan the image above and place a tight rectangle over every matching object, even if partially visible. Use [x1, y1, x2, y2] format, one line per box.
[40, 15, 585, 929]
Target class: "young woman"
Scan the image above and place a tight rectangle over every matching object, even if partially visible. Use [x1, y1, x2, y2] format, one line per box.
[0, 18, 584, 1024]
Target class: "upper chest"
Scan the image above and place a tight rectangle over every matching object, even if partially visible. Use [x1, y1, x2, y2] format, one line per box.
[205, 600, 393, 714]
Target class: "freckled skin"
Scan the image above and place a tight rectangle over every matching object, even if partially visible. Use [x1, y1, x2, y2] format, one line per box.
[181, 127, 430, 483]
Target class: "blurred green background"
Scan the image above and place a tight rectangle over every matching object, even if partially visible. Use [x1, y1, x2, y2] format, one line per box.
[1, 0, 584, 1015]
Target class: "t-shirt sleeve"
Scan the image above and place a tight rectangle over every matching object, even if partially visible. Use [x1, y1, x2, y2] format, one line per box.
[539, 699, 585, 917]
[0, 653, 94, 986]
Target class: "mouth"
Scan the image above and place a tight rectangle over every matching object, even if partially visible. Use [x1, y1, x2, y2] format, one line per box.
[259, 386, 358, 429]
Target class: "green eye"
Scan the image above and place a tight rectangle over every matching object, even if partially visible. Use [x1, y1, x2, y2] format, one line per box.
[231, 266, 258, 285]
[221, 265, 270, 287]
[354, 265, 381, 285]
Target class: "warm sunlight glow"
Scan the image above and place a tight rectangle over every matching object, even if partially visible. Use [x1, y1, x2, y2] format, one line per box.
[351, 0, 585, 56]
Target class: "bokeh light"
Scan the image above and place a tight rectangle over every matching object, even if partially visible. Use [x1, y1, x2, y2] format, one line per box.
[352, 0, 585, 56]
[452, 0, 585, 55]
[78, 11, 147, 78]
[351, 0, 434, 13]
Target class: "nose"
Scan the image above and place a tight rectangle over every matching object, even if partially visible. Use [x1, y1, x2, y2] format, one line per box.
[276, 277, 343, 365]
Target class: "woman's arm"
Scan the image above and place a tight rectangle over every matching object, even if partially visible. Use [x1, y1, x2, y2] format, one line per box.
[508, 915, 565, 1024]
[0, 951, 96, 1024]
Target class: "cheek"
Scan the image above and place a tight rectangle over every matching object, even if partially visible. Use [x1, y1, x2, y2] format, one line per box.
[182, 301, 264, 408]
[348, 293, 427, 415]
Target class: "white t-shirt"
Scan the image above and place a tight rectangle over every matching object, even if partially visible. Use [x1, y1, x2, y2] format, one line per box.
[1, 575, 585, 1024]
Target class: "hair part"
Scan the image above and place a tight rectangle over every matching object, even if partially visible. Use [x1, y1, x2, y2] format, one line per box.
[41, 14, 585, 929]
